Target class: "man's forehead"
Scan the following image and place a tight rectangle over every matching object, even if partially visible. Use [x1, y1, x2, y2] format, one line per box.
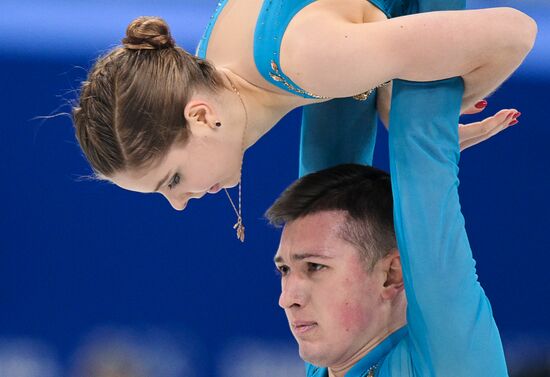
[274, 250, 335, 264]
[284, 210, 346, 233]
[274, 211, 347, 262]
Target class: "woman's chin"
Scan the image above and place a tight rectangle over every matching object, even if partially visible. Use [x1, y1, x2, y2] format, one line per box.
[224, 180, 239, 189]
[223, 175, 241, 189]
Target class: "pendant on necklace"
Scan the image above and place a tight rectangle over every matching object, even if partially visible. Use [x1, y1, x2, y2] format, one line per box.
[233, 218, 245, 242]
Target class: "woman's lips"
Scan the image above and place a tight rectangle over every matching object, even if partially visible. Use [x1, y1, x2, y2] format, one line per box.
[208, 183, 221, 194]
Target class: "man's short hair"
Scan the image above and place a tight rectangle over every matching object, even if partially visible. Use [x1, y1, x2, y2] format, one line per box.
[265, 164, 397, 269]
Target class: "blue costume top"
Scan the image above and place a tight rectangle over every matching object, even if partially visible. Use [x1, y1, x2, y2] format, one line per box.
[197, 1, 508, 375]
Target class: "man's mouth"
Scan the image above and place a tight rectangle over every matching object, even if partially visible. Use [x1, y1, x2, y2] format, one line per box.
[292, 321, 318, 334]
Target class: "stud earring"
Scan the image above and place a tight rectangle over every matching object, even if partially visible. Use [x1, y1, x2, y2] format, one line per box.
[215, 121, 222, 127]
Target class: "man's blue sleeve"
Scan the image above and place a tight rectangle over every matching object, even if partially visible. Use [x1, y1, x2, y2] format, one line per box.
[298, 0, 468, 179]
[299, 96, 378, 177]
[386, 78, 508, 376]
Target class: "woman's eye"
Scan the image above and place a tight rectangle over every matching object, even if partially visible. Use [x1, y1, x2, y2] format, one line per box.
[275, 265, 289, 277]
[307, 263, 326, 273]
[168, 173, 180, 190]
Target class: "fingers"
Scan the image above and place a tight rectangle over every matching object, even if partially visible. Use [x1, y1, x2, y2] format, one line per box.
[461, 99, 488, 115]
[459, 109, 518, 141]
[459, 109, 521, 151]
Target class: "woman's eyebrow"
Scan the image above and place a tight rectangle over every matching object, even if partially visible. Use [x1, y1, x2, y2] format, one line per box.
[154, 171, 172, 192]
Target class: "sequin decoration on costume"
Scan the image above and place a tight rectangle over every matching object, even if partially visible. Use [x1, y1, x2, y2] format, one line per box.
[269, 60, 329, 99]
[352, 81, 392, 101]
[269, 59, 390, 102]
[367, 362, 379, 377]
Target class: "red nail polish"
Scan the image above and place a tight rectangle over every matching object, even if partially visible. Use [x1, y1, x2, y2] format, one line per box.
[475, 100, 487, 109]
[513, 112, 522, 119]
[510, 119, 519, 126]
[475, 100, 488, 109]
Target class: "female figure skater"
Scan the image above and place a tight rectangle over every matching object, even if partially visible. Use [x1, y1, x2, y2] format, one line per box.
[72, 0, 536, 240]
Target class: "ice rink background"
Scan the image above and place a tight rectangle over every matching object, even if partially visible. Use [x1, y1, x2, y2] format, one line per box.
[0, 1, 549, 376]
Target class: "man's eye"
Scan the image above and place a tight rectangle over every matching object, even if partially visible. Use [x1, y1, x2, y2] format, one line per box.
[168, 173, 180, 190]
[275, 265, 289, 276]
[307, 263, 326, 273]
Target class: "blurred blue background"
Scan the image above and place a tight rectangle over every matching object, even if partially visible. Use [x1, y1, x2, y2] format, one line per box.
[0, 1, 549, 376]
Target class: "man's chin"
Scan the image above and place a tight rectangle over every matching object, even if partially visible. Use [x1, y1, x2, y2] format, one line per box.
[298, 343, 331, 368]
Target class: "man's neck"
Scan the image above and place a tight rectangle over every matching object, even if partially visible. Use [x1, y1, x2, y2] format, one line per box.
[327, 322, 406, 377]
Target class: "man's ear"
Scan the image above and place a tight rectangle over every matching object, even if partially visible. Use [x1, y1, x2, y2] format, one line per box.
[184, 100, 218, 130]
[381, 249, 404, 300]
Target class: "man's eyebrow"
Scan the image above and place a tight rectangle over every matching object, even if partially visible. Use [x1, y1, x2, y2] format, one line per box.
[154, 171, 172, 192]
[274, 253, 333, 264]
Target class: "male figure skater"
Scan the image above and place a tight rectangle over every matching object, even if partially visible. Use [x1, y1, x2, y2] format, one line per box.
[266, 78, 509, 377]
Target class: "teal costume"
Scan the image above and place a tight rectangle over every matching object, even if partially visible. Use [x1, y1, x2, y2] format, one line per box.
[197, 1, 508, 375]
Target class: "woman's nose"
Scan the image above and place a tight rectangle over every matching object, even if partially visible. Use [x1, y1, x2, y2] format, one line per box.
[161, 192, 188, 211]
[162, 191, 206, 211]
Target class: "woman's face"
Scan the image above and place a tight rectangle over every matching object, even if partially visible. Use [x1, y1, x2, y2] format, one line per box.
[109, 129, 244, 211]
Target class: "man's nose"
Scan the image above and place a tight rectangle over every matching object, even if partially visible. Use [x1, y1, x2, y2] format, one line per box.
[279, 276, 307, 309]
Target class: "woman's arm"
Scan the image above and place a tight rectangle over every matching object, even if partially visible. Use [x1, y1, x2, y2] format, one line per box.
[281, 7, 536, 111]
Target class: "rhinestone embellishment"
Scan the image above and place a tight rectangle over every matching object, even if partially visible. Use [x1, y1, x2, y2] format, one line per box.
[269, 60, 390, 102]
[353, 81, 391, 101]
[269, 60, 329, 99]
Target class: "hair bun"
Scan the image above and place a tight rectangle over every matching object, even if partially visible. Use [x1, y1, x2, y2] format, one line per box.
[123, 16, 175, 50]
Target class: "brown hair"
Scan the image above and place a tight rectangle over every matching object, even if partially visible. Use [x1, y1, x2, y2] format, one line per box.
[72, 16, 224, 178]
[266, 164, 397, 269]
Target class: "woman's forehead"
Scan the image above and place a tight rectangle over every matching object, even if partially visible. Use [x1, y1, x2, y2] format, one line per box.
[109, 163, 166, 193]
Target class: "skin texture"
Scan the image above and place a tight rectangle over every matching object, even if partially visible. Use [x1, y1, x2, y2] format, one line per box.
[274, 210, 406, 377]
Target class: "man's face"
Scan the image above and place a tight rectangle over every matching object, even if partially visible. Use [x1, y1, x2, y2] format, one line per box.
[274, 211, 385, 367]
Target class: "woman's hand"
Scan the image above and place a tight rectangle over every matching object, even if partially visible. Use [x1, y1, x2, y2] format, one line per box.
[459, 102, 521, 151]
[378, 94, 521, 152]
